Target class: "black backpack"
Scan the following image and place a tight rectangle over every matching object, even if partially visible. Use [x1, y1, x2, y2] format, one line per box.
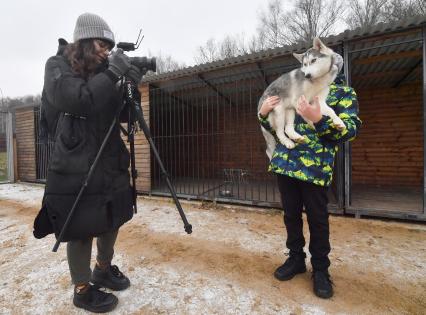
[39, 38, 68, 143]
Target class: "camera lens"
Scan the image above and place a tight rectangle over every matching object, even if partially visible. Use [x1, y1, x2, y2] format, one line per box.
[129, 57, 156, 74]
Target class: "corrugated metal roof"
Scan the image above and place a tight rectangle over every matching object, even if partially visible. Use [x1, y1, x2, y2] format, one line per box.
[141, 15, 426, 84]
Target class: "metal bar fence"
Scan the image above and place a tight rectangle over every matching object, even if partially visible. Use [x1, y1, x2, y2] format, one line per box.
[34, 107, 54, 181]
[0, 112, 9, 182]
[149, 71, 286, 207]
[345, 31, 425, 221]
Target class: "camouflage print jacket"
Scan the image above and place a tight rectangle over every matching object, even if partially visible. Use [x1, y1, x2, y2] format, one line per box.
[258, 74, 361, 187]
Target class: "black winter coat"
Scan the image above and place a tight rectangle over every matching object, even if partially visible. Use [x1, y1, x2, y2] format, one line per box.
[33, 47, 134, 241]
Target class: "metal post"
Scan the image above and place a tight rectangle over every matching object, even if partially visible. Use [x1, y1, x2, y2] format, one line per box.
[6, 112, 14, 182]
[0, 88, 14, 183]
[423, 25, 426, 215]
[343, 40, 352, 209]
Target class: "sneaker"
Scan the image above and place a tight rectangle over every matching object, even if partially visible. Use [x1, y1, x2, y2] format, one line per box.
[274, 254, 307, 281]
[312, 270, 333, 299]
[91, 264, 130, 291]
[73, 284, 118, 313]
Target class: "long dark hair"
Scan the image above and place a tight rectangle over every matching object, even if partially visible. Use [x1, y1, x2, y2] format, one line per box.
[64, 39, 101, 80]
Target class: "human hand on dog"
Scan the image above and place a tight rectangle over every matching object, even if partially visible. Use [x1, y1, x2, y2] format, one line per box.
[259, 96, 280, 117]
[297, 95, 322, 123]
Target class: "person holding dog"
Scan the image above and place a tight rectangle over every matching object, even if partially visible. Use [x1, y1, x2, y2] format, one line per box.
[33, 13, 142, 312]
[258, 53, 361, 299]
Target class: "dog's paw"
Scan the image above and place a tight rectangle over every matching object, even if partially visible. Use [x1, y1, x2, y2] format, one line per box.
[287, 132, 304, 143]
[333, 118, 346, 131]
[282, 138, 296, 149]
[295, 136, 306, 143]
[290, 134, 305, 143]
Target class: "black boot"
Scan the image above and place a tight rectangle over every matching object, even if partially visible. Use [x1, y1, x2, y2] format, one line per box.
[73, 284, 118, 313]
[274, 254, 307, 281]
[312, 270, 333, 299]
[91, 264, 130, 291]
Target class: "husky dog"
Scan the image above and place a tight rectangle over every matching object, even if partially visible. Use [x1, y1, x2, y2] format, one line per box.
[258, 37, 346, 160]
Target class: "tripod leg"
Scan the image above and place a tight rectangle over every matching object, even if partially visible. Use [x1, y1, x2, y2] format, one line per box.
[147, 135, 192, 234]
[129, 82, 192, 234]
[129, 131, 138, 213]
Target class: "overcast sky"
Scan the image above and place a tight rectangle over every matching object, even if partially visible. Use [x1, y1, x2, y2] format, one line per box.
[0, 0, 267, 98]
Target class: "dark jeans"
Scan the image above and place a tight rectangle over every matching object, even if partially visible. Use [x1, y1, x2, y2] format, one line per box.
[277, 174, 331, 271]
[67, 229, 119, 285]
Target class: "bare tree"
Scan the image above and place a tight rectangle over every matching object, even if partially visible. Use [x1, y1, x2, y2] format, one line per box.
[248, 30, 268, 53]
[286, 0, 346, 43]
[234, 33, 252, 56]
[0, 97, 11, 110]
[413, 0, 426, 15]
[193, 0, 347, 63]
[155, 53, 186, 74]
[220, 34, 252, 58]
[147, 52, 186, 74]
[257, 0, 292, 47]
[23, 94, 41, 105]
[194, 38, 220, 64]
[194, 33, 252, 64]
[346, 0, 389, 29]
[346, 0, 425, 29]
[219, 35, 240, 59]
[191, 0, 425, 64]
[2, 94, 41, 110]
[256, 0, 346, 47]
[382, 0, 426, 21]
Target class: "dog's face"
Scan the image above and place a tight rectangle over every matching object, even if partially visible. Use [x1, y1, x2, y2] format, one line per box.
[293, 38, 335, 80]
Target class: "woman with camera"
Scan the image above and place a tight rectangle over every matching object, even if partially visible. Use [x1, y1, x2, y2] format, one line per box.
[33, 13, 141, 312]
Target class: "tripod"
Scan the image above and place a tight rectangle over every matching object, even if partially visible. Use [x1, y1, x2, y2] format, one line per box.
[52, 79, 192, 252]
[124, 80, 193, 234]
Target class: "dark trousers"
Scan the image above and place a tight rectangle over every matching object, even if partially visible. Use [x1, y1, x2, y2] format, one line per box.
[67, 229, 119, 285]
[277, 174, 331, 271]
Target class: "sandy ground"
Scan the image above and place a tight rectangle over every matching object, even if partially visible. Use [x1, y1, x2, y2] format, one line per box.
[0, 183, 425, 315]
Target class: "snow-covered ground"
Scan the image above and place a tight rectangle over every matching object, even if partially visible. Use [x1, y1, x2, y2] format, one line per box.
[0, 183, 425, 314]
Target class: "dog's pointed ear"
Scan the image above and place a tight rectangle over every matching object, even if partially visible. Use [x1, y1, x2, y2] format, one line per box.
[313, 37, 326, 52]
[293, 52, 304, 63]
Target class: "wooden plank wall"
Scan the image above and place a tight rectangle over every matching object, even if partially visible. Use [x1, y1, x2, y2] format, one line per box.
[351, 82, 423, 187]
[15, 108, 36, 181]
[133, 84, 151, 192]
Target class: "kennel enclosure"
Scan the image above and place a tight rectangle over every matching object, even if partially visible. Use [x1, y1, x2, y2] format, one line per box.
[13, 16, 426, 221]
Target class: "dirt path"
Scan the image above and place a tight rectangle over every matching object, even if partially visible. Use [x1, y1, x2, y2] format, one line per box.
[0, 183, 425, 314]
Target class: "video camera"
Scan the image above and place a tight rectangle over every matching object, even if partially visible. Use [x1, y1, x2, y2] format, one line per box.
[116, 32, 156, 75]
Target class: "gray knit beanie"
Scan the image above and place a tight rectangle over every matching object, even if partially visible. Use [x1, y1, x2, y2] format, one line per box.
[73, 13, 115, 47]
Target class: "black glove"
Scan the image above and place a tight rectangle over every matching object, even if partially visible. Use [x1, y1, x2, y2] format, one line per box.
[108, 48, 131, 78]
[127, 65, 142, 85]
